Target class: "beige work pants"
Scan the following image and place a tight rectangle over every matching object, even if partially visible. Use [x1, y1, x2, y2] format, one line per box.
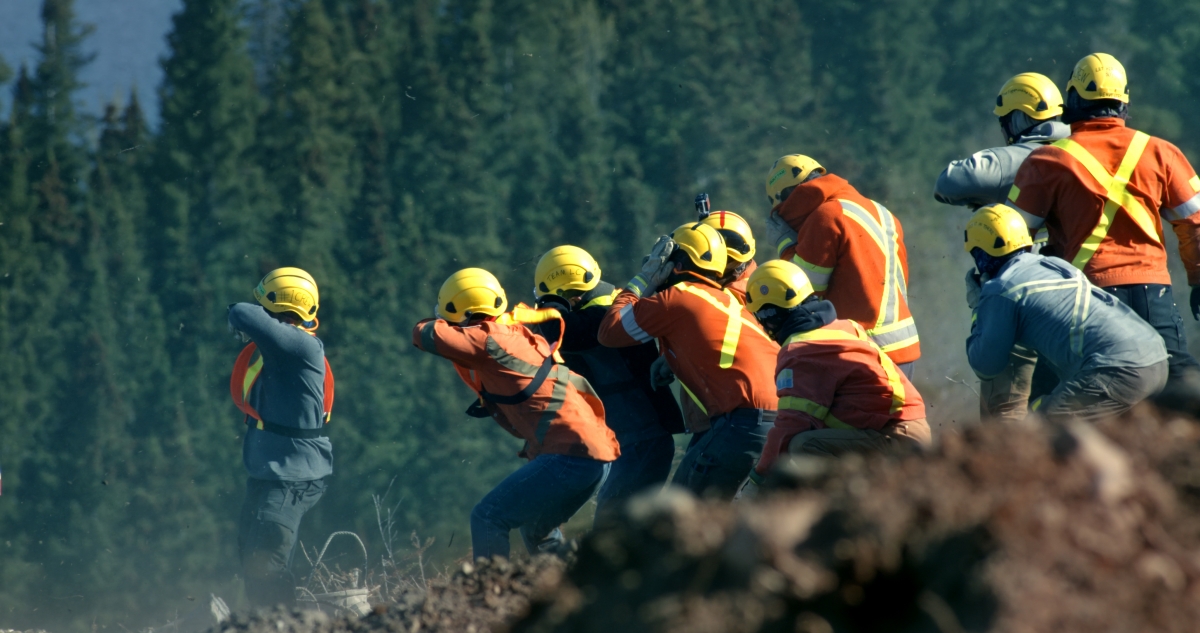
[788, 419, 932, 458]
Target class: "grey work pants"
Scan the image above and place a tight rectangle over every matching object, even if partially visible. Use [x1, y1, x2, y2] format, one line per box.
[1033, 360, 1169, 423]
[788, 419, 932, 458]
[979, 346, 1037, 423]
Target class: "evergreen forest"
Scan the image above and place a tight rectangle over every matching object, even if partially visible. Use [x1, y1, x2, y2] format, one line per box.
[3, 0, 1200, 630]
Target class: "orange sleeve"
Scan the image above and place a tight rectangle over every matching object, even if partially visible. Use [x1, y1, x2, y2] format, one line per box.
[598, 288, 677, 348]
[790, 206, 842, 272]
[895, 213, 911, 283]
[1162, 140, 1200, 216]
[412, 319, 487, 364]
[1173, 224, 1200, 286]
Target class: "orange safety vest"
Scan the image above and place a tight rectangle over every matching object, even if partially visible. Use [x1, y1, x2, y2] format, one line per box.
[230, 342, 335, 437]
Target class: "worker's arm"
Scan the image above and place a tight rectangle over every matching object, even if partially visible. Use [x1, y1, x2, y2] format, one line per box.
[411, 318, 487, 364]
[788, 209, 842, 294]
[1160, 142, 1200, 285]
[965, 293, 1018, 379]
[227, 302, 318, 360]
[597, 289, 674, 348]
[934, 148, 1010, 208]
[755, 353, 840, 476]
[1005, 149, 1058, 230]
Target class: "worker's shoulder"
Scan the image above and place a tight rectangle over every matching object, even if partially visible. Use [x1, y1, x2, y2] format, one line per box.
[987, 254, 1076, 296]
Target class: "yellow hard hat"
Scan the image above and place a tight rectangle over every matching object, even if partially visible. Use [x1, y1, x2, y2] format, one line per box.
[533, 245, 601, 298]
[437, 268, 508, 323]
[254, 267, 320, 322]
[765, 155, 825, 205]
[994, 72, 1063, 119]
[698, 211, 757, 263]
[670, 222, 727, 275]
[744, 260, 814, 312]
[964, 204, 1033, 257]
[1067, 53, 1129, 103]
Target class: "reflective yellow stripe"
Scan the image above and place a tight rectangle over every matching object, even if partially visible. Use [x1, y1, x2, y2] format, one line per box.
[678, 283, 771, 369]
[580, 289, 619, 311]
[1052, 132, 1157, 270]
[242, 354, 263, 401]
[792, 255, 833, 290]
[838, 200, 913, 339]
[678, 380, 708, 416]
[1008, 184, 1021, 202]
[778, 396, 827, 418]
[1190, 175, 1200, 193]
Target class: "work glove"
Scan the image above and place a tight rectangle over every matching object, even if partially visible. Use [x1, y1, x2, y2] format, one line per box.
[649, 355, 675, 390]
[1191, 285, 1200, 321]
[765, 212, 797, 258]
[627, 235, 676, 297]
[227, 319, 250, 343]
[965, 268, 983, 310]
[536, 294, 572, 313]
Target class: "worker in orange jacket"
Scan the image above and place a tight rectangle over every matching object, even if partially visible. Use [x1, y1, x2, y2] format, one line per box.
[1008, 53, 1200, 391]
[598, 223, 779, 499]
[743, 260, 930, 486]
[413, 268, 619, 559]
[763, 155, 920, 377]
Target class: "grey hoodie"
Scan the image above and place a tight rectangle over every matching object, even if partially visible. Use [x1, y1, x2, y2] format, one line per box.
[934, 121, 1071, 208]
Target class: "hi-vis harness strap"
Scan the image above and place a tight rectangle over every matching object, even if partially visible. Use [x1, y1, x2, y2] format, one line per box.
[782, 321, 906, 425]
[1001, 269, 1094, 358]
[230, 341, 335, 440]
[1051, 131, 1157, 270]
[677, 283, 773, 369]
[835, 199, 920, 353]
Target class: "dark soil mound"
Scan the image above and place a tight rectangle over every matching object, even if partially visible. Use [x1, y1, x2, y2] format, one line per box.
[511, 406, 1200, 633]
[217, 555, 564, 633]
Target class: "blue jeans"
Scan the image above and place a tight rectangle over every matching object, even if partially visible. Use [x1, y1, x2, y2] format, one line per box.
[594, 435, 675, 521]
[470, 454, 607, 559]
[671, 408, 775, 499]
[238, 477, 327, 607]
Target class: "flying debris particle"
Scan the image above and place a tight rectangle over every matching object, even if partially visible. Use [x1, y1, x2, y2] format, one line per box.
[405, 90, 416, 100]
[119, 145, 142, 154]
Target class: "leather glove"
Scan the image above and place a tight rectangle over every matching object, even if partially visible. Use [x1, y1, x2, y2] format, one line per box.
[1191, 285, 1200, 321]
[649, 355, 675, 390]
[628, 235, 676, 297]
[965, 268, 983, 309]
[765, 212, 796, 257]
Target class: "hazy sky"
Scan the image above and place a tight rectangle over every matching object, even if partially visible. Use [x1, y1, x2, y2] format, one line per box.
[0, 0, 182, 125]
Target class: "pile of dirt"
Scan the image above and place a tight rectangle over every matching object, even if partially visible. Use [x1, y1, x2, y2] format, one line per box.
[511, 406, 1200, 633]
[216, 555, 564, 633]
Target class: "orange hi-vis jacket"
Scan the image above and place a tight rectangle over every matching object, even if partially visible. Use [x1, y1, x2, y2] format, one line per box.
[774, 175, 920, 365]
[413, 318, 619, 461]
[597, 277, 779, 419]
[1008, 118, 1200, 287]
[755, 319, 926, 475]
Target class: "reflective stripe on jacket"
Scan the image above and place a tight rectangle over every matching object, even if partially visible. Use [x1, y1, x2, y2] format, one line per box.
[1008, 118, 1200, 286]
[413, 318, 619, 461]
[597, 278, 778, 419]
[756, 319, 925, 475]
[775, 174, 920, 364]
[231, 342, 335, 433]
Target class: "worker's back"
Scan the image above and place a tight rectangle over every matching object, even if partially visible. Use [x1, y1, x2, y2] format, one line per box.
[413, 318, 619, 461]
[968, 253, 1166, 380]
[774, 174, 920, 364]
[599, 279, 778, 418]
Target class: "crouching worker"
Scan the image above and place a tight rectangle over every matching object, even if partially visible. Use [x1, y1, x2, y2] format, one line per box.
[965, 205, 1169, 422]
[598, 224, 779, 499]
[228, 267, 334, 607]
[746, 261, 931, 482]
[531, 247, 684, 521]
[413, 268, 619, 559]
